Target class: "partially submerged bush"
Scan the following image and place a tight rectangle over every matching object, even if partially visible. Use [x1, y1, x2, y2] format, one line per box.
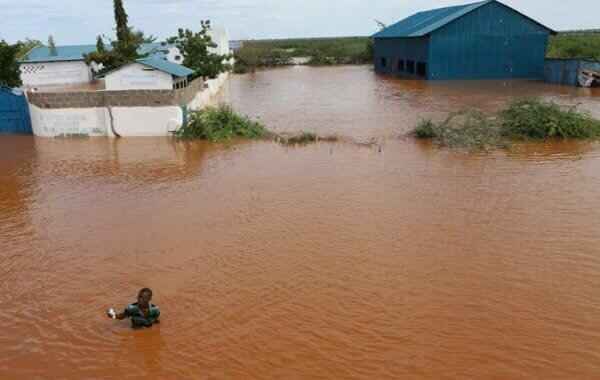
[411, 97, 600, 150]
[499, 97, 600, 139]
[173, 104, 270, 142]
[411, 111, 506, 151]
[412, 119, 436, 139]
[277, 132, 339, 145]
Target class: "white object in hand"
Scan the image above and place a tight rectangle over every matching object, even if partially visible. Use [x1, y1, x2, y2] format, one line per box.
[107, 309, 116, 319]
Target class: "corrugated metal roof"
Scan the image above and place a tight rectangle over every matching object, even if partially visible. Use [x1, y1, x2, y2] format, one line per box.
[135, 58, 194, 78]
[371, 0, 554, 38]
[20, 43, 173, 63]
[20, 44, 97, 63]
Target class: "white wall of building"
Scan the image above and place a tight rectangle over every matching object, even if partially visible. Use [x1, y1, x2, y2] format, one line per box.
[105, 63, 174, 90]
[20, 61, 93, 87]
[208, 28, 230, 56]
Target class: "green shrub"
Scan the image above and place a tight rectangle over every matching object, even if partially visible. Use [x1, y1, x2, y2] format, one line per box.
[411, 119, 436, 138]
[277, 132, 339, 145]
[173, 104, 270, 142]
[547, 35, 600, 60]
[411, 111, 506, 151]
[498, 98, 600, 139]
[410, 97, 600, 151]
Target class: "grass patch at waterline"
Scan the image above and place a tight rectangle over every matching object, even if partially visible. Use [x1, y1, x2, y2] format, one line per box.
[410, 97, 600, 150]
[276, 132, 339, 145]
[172, 105, 340, 146]
[499, 98, 600, 139]
[173, 105, 271, 142]
[412, 110, 508, 151]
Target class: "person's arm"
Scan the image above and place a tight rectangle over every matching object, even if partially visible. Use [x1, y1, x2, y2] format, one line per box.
[154, 310, 160, 324]
[115, 312, 128, 320]
[107, 307, 130, 320]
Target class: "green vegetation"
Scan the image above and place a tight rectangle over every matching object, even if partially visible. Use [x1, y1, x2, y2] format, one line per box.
[234, 37, 373, 72]
[499, 98, 600, 139]
[0, 39, 22, 87]
[166, 20, 231, 80]
[412, 110, 507, 151]
[277, 132, 339, 145]
[83, 0, 154, 75]
[16, 38, 42, 60]
[47, 35, 57, 56]
[172, 106, 339, 146]
[278, 132, 318, 144]
[233, 32, 600, 73]
[547, 34, 600, 60]
[173, 105, 270, 142]
[411, 97, 600, 150]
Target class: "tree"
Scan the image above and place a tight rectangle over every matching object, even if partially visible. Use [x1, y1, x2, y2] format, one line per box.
[17, 38, 42, 60]
[96, 35, 106, 53]
[167, 20, 231, 80]
[48, 35, 57, 56]
[84, 0, 147, 75]
[0, 39, 22, 88]
[114, 0, 131, 45]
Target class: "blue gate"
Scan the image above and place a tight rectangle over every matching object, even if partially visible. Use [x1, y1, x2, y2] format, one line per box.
[0, 86, 32, 134]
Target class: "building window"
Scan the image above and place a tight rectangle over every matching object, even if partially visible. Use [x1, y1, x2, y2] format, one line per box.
[407, 60, 415, 74]
[416, 62, 427, 77]
[398, 60, 405, 72]
[380, 57, 386, 68]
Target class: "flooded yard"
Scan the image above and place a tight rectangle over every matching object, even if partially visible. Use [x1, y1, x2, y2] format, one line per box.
[1, 66, 600, 378]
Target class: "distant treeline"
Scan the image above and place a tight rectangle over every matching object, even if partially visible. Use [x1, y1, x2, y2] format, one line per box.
[233, 33, 600, 73]
[234, 37, 373, 73]
[548, 34, 600, 60]
[558, 29, 600, 35]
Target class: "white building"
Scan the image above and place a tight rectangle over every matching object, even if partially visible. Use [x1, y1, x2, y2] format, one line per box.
[105, 58, 194, 90]
[19, 43, 177, 88]
[207, 28, 231, 56]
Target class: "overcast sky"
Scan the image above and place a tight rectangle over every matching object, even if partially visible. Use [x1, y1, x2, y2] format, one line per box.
[1, 0, 597, 45]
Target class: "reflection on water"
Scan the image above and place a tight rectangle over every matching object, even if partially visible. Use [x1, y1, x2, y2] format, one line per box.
[1, 67, 600, 378]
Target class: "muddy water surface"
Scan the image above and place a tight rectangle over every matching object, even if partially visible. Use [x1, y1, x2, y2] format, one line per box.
[1, 66, 600, 379]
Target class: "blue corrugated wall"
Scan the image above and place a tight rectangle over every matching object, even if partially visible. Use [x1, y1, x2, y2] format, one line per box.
[545, 59, 600, 86]
[375, 1, 551, 80]
[374, 37, 429, 79]
[429, 1, 549, 80]
[0, 87, 32, 134]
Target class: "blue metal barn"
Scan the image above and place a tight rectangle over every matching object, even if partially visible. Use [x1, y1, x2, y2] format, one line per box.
[372, 0, 556, 80]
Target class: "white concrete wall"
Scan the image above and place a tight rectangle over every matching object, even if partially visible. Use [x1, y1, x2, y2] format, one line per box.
[105, 63, 174, 90]
[28, 71, 231, 138]
[20, 61, 93, 87]
[188, 71, 230, 110]
[108, 107, 183, 137]
[29, 104, 109, 137]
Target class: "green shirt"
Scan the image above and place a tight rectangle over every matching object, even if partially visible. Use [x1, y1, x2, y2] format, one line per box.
[123, 302, 160, 329]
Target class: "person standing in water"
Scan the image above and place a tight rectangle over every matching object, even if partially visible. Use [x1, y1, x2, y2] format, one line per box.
[107, 288, 160, 329]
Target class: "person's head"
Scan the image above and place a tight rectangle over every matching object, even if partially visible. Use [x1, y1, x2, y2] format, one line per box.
[138, 288, 153, 308]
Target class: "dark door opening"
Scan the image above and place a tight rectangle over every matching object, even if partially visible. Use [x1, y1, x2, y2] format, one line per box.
[417, 62, 427, 77]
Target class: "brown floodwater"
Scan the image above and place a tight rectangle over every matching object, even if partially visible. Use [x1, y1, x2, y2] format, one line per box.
[1, 66, 600, 379]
